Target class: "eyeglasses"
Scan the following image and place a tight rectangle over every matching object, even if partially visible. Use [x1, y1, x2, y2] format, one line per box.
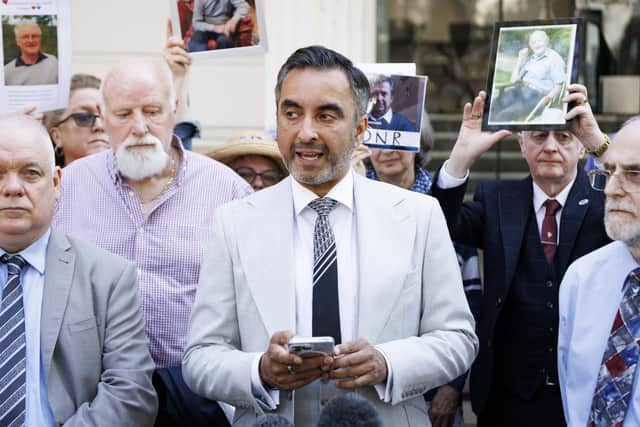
[234, 167, 283, 186]
[56, 112, 100, 128]
[18, 34, 41, 41]
[588, 169, 640, 193]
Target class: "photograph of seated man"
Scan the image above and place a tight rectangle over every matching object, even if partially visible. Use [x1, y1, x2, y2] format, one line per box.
[488, 24, 576, 126]
[177, 0, 257, 52]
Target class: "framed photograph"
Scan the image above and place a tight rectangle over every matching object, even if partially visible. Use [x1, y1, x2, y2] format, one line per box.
[483, 18, 584, 131]
[169, 0, 267, 60]
[362, 73, 428, 153]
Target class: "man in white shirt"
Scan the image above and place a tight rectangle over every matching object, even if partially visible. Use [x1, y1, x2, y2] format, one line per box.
[559, 116, 640, 427]
[431, 87, 611, 427]
[183, 45, 478, 426]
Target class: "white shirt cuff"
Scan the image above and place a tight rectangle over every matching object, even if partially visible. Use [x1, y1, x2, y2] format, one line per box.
[373, 346, 393, 402]
[437, 160, 469, 189]
[250, 353, 279, 409]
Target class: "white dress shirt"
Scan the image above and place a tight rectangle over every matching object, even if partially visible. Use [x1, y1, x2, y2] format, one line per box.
[0, 229, 54, 427]
[559, 241, 640, 426]
[250, 171, 392, 408]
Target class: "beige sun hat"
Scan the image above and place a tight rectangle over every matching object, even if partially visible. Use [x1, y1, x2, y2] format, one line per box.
[208, 130, 288, 175]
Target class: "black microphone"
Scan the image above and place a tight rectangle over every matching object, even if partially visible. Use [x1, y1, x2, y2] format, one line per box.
[317, 394, 384, 427]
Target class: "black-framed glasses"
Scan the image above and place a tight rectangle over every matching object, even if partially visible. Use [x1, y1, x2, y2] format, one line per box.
[234, 167, 283, 186]
[56, 112, 99, 128]
[588, 169, 640, 193]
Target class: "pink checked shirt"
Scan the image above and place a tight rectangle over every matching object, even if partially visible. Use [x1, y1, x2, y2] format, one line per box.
[54, 138, 252, 367]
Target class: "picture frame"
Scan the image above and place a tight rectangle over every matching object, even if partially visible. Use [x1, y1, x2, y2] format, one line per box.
[483, 18, 584, 131]
[168, 0, 267, 60]
[362, 72, 428, 153]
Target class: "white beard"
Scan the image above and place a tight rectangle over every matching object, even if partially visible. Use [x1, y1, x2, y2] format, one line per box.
[115, 134, 169, 180]
[605, 198, 640, 246]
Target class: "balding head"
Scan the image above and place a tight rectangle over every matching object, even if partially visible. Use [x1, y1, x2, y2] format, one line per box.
[0, 114, 55, 172]
[100, 60, 176, 114]
[0, 114, 61, 252]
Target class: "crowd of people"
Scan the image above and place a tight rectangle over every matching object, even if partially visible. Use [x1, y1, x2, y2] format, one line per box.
[0, 22, 637, 427]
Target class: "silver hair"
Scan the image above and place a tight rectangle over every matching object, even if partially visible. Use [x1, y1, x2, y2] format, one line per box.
[99, 60, 177, 115]
[620, 115, 640, 130]
[0, 115, 56, 173]
[529, 30, 549, 44]
[14, 20, 41, 39]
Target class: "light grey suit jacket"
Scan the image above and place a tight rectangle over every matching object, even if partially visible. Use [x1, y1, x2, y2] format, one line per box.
[183, 175, 478, 426]
[43, 229, 157, 426]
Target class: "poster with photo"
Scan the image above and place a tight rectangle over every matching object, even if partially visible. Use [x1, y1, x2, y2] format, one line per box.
[483, 18, 583, 131]
[361, 72, 427, 153]
[169, 0, 267, 60]
[0, 0, 71, 113]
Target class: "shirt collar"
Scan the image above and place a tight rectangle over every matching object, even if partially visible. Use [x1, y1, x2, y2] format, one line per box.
[0, 228, 51, 275]
[532, 176, 576, 214]
[15, 52, 47, 67]
[107, 135, 186, 187]
[291, 169, 354, 217]
[368, 108, 394, 123]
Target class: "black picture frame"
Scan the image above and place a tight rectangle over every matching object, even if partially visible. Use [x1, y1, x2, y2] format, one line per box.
[482, 17, 584, 131]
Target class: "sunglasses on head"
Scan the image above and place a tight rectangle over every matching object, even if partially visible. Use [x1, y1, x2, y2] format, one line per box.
[57, 112, 99, 128]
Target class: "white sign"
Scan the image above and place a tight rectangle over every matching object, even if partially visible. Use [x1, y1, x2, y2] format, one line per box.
[0, 0, 71, 113]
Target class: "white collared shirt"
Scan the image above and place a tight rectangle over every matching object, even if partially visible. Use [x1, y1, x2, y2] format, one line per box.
[532, 177, 575, 238]
[290, 171, 358, 341]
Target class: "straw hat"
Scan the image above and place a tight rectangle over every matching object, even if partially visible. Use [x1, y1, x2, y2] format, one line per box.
[208, 130, 287, 175]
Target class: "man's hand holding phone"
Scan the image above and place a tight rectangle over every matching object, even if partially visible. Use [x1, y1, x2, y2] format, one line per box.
[259, 331, 333, 391]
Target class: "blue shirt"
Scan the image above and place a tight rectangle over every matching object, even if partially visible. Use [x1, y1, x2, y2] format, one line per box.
[559, 240, 640, 426]
[0, 229, 54, 427]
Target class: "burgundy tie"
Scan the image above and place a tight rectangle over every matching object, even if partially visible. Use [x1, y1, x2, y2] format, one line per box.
[541, 199, 561, 264]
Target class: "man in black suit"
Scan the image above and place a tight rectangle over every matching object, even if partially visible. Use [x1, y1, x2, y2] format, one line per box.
[431, 84, 612, 426]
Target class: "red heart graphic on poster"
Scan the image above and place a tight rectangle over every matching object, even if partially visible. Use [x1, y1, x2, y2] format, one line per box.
[31, 5, 36, 9]
[2, 0, 8, 4]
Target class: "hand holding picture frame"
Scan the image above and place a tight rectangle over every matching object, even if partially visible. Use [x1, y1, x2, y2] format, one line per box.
[483, 18, 584, 131]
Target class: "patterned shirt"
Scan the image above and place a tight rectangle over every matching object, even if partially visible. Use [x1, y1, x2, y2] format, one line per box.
[53, 137, 252, 367]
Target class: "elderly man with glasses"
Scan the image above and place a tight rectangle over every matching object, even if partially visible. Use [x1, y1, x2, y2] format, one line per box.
[431, 84, 612, 427]
[559, 115, 640, 427]
[4, 20, 58, 86]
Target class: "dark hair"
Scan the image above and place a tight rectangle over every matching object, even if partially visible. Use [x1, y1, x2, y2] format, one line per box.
[275, 45, 370, 118]
[317, 394, 383, 427]
[372, 75, 395, 97]
[252, 414, 294, 427]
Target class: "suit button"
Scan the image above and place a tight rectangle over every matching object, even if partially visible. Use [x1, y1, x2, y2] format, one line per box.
[546, 301, 553, 309]
[496, 297, 503, 307]
[548, 347, 553, 353]
[546, 280, 553, 288]
[487, 339, 492, 348]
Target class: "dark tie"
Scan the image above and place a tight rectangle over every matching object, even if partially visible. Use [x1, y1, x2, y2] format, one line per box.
[541, 199, 561, 264]
[0, 254, 28, 427]
[588, 268, 640, 427]
[308, 198, 341, 344]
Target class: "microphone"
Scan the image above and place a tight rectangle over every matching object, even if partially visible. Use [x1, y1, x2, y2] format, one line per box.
[317, 393, 383, 427]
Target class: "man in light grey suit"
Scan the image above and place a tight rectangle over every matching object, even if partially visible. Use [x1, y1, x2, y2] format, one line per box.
[0, 114, 157, 426]
[183, 46, 478, 426]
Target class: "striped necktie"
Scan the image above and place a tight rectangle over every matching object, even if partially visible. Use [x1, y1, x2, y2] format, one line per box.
[308, 197, 341, 344]
[588, 267, 640, 427]
[0, 254, 28, 427]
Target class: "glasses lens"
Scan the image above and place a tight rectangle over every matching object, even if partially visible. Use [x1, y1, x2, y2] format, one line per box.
[235, 168, 256, 183]
[71, 113, 97, 127]
[589, 170, 608, 191]
[261, 171, 282, 185]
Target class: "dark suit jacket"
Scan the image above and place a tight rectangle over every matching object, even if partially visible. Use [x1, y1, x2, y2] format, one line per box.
[432, 167, 610, 414]
[44, 229, 157, 426]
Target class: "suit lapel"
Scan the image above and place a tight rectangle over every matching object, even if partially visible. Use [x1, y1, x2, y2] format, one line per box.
[236, 179, 296, 336]
[355, 176, 414, 342]
[501, 177, 533, 292]
[555, 170, 591, 275]
[41, 229, 75, 379]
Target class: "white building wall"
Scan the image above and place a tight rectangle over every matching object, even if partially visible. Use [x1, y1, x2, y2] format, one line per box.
[70, 0, 376, 153]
